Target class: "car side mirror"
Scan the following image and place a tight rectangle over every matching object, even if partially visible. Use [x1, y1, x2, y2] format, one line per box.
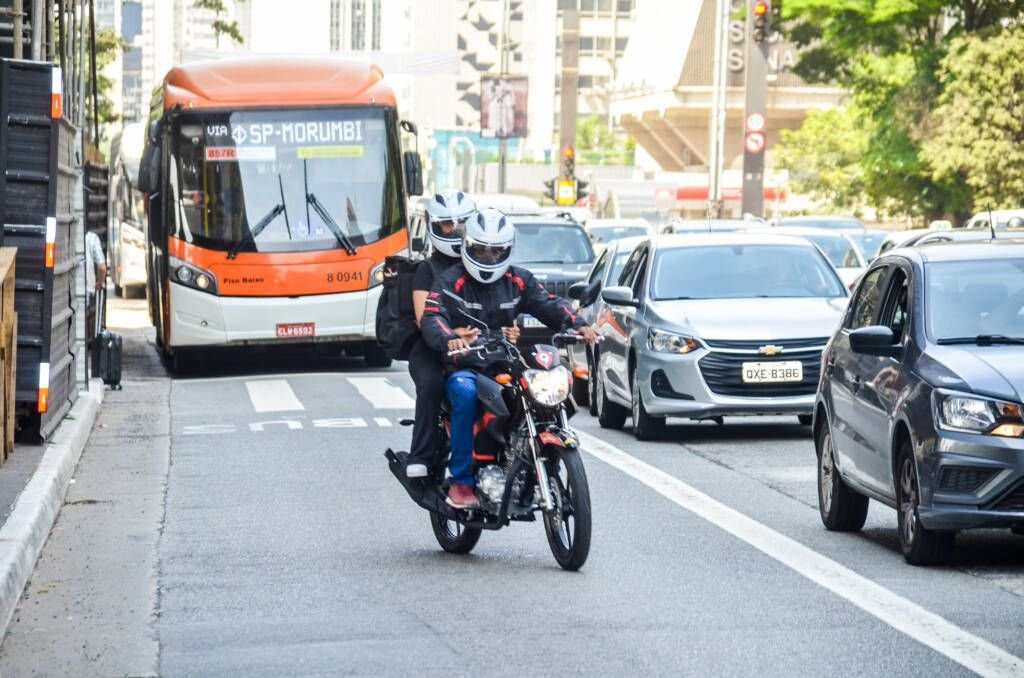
[568, 281, 587, 301]
[601, 286, 638, 307]
[849, 325, 899, 357]
[403, 151, 423, 196]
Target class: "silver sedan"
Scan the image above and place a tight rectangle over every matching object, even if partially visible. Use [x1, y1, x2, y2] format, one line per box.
[593, 233, 849, 440]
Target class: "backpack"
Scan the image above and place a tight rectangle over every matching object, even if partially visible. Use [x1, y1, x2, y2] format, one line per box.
[375, 255, 423, 360]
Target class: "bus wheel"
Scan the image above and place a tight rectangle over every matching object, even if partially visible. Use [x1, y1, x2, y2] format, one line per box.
[363, 342, 392, 368]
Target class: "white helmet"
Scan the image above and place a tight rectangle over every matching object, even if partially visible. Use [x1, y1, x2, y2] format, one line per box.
[425, 189, 477, 257]
[462, 208, 515, 283]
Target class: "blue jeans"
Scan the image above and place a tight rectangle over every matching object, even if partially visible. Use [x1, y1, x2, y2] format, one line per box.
[445, 369, 477, 486]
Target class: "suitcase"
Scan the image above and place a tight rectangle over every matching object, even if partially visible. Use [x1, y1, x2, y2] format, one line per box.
[91, 288, 123, 389]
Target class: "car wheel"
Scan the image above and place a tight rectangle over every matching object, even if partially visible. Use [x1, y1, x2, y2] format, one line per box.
[816, 424, 868, 531]
[571, 368, 589, 407]
[587, 350, 598, 416]
[596, 365, 627, 430]
[896, 441, 954, 565]
[631, 364, 665, 441]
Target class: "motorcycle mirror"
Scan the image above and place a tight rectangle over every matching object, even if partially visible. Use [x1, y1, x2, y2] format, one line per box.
[442, 289, 489, 331]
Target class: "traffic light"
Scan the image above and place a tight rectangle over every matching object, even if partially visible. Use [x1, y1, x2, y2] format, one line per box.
[543, 177, 557, 202]
[752, 0, 770, 43]
[576, 178, 589, 202]
[561, 145, 575, 179]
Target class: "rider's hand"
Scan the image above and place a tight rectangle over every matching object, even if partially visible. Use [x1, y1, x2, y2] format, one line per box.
[578, 325, 599, 346]
[454, 326, 481, 342]
[502, 325, 520, 343]
[447, 337, 471, 353]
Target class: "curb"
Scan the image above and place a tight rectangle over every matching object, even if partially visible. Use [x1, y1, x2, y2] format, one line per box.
[0, 379, 104, 638]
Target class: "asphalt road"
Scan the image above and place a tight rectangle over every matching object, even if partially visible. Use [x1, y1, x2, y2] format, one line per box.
[0, 297, 1022, 676]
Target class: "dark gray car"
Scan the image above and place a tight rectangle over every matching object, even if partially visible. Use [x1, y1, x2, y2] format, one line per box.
[814, 242, 1024, 565]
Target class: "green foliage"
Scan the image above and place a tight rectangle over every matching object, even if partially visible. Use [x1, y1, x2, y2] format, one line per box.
[923, 26, 1024, 209]
[89, 27, 124, 129]
[194, 0, 246, 45]
[776, 108, 868, 211]
[575, 115, 633, 165]
[773, 0, 1024, 218]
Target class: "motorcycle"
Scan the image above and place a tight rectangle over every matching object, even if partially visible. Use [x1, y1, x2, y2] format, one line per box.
[385, 298, 592, 571]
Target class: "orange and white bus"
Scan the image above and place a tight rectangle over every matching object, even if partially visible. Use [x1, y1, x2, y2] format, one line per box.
[137, 56, 422, 370]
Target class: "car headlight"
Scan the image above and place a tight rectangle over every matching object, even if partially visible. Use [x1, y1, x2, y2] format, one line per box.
[934, 392, 1024, 437]
[649, 328, 699, 354]
[524, 365, 571, 407]
[170, 256, 218, 295]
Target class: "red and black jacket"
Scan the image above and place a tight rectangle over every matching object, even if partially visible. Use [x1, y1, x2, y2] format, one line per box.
[422, 264, 586, 360]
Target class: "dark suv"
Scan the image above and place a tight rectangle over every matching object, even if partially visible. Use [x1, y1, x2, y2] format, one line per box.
[511, 217, 595, 344]
[815, 241, 1024, 565]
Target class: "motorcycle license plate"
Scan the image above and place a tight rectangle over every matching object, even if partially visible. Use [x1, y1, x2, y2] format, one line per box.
[276, 322, 315, 338]
[521, 315, 544, 328]
[741, 361, 803, 383]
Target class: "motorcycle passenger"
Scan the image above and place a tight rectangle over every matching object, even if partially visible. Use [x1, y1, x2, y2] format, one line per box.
[406, 189, 479, 479]
[421, 208, 598, 509]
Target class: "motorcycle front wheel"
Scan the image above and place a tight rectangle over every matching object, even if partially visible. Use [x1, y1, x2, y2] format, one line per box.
[430, 512, 482, 554]
[543, 449, 592, 571]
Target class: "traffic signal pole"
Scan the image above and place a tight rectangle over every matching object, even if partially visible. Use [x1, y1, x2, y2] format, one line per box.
[559, 7, 579, 180]
[741, 0, 770, 218]
[498, 0, 510, 192]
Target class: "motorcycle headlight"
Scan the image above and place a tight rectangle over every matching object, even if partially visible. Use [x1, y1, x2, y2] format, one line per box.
[525, 365, 571, 407]
[934, 392, 1024, 437]
[649, 328, 699, 354]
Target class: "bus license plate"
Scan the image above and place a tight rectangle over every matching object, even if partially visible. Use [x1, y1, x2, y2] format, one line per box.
[741, 361, 803, 383]
[276, 322, 315, 338]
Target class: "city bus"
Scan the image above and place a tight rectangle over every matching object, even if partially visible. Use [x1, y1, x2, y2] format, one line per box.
[136, 56, 422, 371]
[108, 121, 148, 297]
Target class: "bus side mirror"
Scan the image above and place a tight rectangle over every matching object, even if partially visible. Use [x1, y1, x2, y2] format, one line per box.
[136, 143, 160, 194]
[404, 151, 423, 197]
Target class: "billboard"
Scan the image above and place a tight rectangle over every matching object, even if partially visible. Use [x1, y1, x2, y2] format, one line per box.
[480, 75, 528, 139]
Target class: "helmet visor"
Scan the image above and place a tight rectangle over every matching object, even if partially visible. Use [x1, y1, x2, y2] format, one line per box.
[430, 217, 467, 240]
[464, 238, 512, 266]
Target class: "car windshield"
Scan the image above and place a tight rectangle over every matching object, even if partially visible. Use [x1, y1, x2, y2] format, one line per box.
[798, 234, 862, 268]
[588, 225, 649, 243]
[845, 231, 887, 259]
[926, 259, 1024, 340]
[170, 107, 402, 253]
[511, 223, 594, 264]
[650, 244, 847, 300]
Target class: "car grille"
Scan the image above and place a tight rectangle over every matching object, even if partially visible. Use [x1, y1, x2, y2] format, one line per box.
[698, 349, 821, 397]
[989, 483, 1024, 512]
[938, 466, 996, 493]
[542, 279, 573, 299]
[702, 337, 830, 350]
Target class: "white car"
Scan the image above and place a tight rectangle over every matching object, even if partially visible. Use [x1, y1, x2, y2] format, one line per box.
[762, 227, 866, 289]
[585, 218, 653, 254]
[963, 209, 1024, 229]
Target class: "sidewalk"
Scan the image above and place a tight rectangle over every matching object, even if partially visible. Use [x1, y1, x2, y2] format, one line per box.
[0, 292, 151, 639]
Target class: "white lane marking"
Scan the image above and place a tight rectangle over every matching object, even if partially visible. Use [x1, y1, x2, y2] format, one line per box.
[374, 417, 393, 427]
[245, 379, 304, 412]
[347, 377, 415, 409]
[578, 432, 1024, 677]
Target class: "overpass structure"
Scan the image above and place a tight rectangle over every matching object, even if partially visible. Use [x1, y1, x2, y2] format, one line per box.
[608, 0, 844, 215]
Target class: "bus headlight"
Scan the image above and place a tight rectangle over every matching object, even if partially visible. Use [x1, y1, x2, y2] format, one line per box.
[170, 256, 218, 295]
[369, 262, 386, 288]
[524, 365, 571, 407]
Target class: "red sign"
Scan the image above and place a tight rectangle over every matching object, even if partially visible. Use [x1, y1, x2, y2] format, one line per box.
[276, 322, 315, 338]
[745, 132, 766, 154]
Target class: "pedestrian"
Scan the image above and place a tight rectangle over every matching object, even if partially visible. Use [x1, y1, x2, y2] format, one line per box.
[85, 229, 107, 343]
[404, 189, 480, 479]
[421, 208, 598, 508]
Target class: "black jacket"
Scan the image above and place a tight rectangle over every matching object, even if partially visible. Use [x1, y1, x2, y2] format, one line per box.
[422, 264, 586, 355]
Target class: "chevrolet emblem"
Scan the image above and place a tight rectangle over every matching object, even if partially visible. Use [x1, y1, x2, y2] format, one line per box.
[759, 344, 784, 356]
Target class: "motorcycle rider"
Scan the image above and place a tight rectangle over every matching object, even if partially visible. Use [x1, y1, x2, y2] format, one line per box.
[406, 189, 479, 479]
[421, 208, 598, 508]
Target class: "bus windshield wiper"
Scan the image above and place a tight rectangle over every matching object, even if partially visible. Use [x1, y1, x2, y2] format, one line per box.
[226, 203, 285, 259]
[937, 335, 1024, 346]
[306, 192, 358, 255]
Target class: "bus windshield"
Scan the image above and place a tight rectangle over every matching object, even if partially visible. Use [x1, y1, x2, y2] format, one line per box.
[170, 106, 402, 254]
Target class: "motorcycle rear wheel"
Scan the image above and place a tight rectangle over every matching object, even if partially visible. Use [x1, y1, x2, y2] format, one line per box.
[543, 449, 592, 571]
[430, 512, 482, 554]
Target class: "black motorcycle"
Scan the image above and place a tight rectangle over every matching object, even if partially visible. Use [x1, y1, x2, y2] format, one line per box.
[385, 306, 592, 571]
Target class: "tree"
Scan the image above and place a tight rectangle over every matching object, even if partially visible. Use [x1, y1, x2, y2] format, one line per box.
[85, 26, 124, 141]
[923, 27, 1024, 209]
[775, 0, 1024, 219]
[194, 0, 246, 45]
